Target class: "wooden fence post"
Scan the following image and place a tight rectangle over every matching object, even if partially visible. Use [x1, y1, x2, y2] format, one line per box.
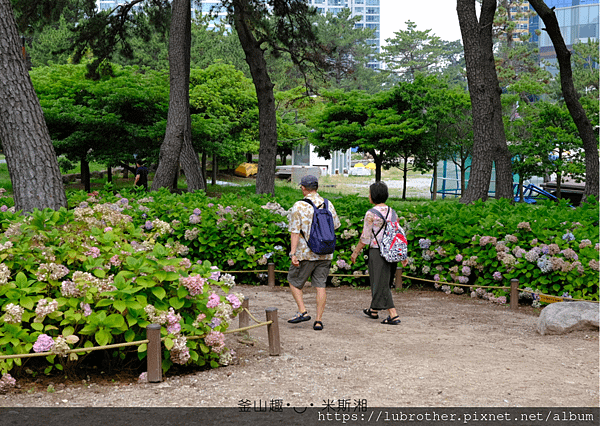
[268, 262, 275, 288]
[510, 278, 519, 310]
[394, 267, 403, 289]
[146, 324, 162, 383]
[239, 296, 249, 330]
[265, 307, 281, 356]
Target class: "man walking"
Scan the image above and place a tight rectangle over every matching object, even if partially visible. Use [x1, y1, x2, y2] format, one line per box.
[134, 162, 148, 190]
[287, 175, 341, 331]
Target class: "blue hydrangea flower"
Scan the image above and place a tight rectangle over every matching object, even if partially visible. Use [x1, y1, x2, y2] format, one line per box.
[419, 238, 431, 249]
[537, 255, 552, 273]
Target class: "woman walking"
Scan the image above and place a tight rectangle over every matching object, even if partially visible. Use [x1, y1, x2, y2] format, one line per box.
[350, 181, 406, 325]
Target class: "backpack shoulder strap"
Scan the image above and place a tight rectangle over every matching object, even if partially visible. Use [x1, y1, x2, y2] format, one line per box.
[368, 208, 388, 240]
[388, 207, 398, 222]
[301, 198, 315, 208]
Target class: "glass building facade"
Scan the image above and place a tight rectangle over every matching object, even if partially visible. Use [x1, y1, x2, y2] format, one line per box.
[529, 1, 599, 74]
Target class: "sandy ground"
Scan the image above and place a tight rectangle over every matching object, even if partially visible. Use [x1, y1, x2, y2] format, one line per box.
[2, 284, 598, 408]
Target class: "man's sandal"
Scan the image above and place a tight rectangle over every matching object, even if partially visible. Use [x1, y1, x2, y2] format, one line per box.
[313, 321, 324, 331]
[381, 315, 401, 325]
[363, 308, 379, 319]
[288, 311, 311, 324]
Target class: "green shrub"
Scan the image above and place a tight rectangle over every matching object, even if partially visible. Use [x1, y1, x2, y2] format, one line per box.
[0, 203, 243, 376]
[0, 189, 598, 377]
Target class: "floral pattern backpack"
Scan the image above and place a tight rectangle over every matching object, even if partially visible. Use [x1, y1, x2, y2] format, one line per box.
[369, 207, 408, 263]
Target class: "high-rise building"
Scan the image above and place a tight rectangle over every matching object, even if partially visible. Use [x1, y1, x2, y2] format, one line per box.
[95, 0, 128, 11]
[194, 0, 380, 68]
[306, 0, 380, 69]
[96, 1, 381, 67]
[507, 1, 532, 42]
[529, 0, 599, 74]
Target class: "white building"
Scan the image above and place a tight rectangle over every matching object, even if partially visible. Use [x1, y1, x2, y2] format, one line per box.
[291, 142, 351, 176]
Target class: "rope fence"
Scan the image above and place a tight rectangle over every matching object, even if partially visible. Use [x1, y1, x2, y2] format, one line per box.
[0, 297, 281, 384]
[2, 264, 595, 382]
[238, 263, 599, 306]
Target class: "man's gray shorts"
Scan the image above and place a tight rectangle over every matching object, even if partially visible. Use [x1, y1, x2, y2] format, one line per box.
[287, 259, 331, 289]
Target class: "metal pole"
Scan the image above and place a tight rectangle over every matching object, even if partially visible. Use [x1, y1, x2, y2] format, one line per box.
[146, 324, 162, 383]
[265, 307, 281, 356]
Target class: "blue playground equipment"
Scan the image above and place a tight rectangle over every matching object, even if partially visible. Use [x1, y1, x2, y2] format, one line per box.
[513, 183, 558, 203]
[431, 159, 556, 203]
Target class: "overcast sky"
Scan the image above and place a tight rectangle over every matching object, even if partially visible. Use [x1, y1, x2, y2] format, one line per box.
[379, 0, 463, 45]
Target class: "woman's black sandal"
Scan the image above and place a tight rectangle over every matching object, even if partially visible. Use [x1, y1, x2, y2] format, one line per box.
[363, 308, 379, 319]
[381, 315, 401, 325]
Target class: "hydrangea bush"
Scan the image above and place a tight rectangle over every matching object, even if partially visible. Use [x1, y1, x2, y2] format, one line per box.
[66, 189, 598, 301]
[400, 198, 599, 302]
[0, 189, 597, 378]
[0, 200, 244, 376]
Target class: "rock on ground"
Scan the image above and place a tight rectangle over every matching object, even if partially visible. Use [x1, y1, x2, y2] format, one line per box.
[537, 301, 600, 335]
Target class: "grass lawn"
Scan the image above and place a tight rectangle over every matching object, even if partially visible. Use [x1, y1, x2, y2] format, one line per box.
[0, 159, 434, 202]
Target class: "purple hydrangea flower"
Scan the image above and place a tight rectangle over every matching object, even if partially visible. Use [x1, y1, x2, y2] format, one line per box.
[33, 334, 54, 353]
[209, 318, 222, 329]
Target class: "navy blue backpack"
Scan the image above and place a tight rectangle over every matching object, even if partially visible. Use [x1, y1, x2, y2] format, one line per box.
[300, 198, 336, 255]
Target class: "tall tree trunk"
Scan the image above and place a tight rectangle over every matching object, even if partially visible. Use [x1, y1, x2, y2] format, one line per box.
[107, 165, 112, 184]
[457, 0, 513, 203]
[201, 151, 207, 184]
[371, 151, 382, 182]
[402, 156, 408, 200]
[151, 0, 194, 192]
[212, 156, 217, 186]
[232, 0, 277, 195]
[81, 158, 90, 193]
[0, 0, 67, 212]
[528, 0, 599, 202]
[173, 164, 179, 191]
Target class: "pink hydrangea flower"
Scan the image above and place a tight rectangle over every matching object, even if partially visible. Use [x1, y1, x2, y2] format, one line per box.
[207, 293, 220, 308]
[226, 294, 241, 309]
[85, 247, 101, 258]
[210, 266, 221, 281]
[33, 334, 54, 353]
[167, 322, 181, 335]
[80, 302, 92, 317]
[180, 275, 206, 297]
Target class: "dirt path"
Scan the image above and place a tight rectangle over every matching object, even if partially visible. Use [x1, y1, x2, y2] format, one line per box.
[2, 285, 598, 408]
